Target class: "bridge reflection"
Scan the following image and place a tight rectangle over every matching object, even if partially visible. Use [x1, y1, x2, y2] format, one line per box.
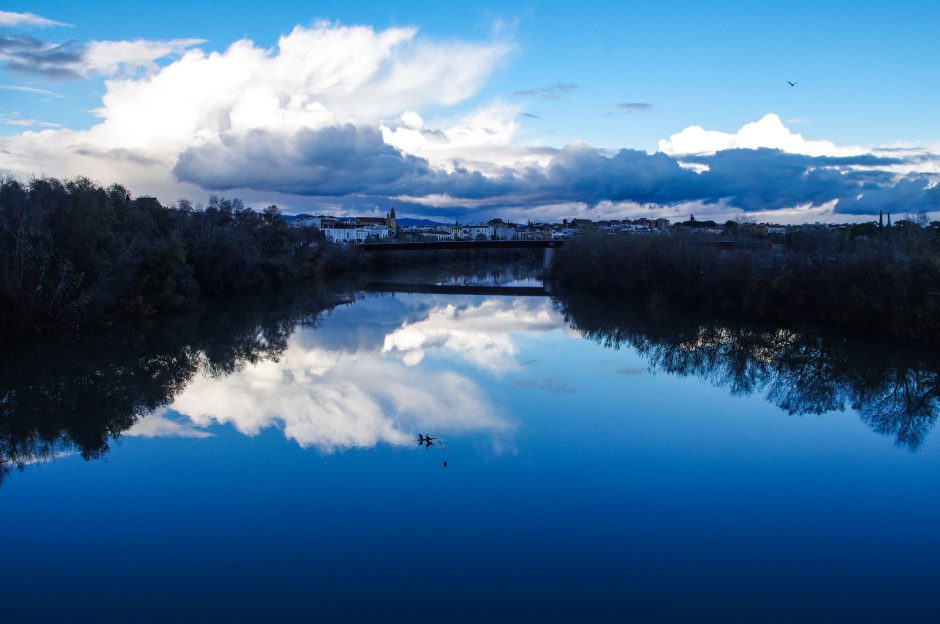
[362, 282, 550, 297]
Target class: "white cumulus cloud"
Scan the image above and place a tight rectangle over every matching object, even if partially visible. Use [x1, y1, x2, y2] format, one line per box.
[0, 18, 937, 221]
[658, 113, 866, 157]
[0, 21, 515, 201]
[83, 38, 207, 76]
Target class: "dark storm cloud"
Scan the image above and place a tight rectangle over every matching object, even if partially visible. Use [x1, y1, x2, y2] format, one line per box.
[173, 124, 939, 216]
[174, 124, 520, 199]
[681, 150, 908, 168]
[680, 149, 930, 212]
[0, 34, 84, 77]
[835, 176, 940, 216]
[692, 149, 858, 211]
[535, 145, 699, 204]
[529, 147, 914, 211]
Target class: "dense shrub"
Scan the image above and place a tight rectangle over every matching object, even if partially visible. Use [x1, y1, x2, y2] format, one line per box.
[0, 176, 353, 339]
[551, 227, 940, 347]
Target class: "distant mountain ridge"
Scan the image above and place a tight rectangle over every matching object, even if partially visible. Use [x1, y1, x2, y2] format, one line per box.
[280, 214, 448, 227]
[279, 214, 312, 222]
[396, 218, 449, 227]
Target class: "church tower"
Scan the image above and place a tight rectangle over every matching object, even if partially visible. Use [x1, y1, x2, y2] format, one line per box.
[386, 207, 396, 231]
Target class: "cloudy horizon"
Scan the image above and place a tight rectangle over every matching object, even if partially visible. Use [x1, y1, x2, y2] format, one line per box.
[1, 4, 938, 223]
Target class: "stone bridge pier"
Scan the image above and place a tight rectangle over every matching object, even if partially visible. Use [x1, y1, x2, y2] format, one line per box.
[543, 247, 555, 272]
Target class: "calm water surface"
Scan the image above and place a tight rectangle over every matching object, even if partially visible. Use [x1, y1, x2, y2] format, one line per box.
[2, 269, 940, 622]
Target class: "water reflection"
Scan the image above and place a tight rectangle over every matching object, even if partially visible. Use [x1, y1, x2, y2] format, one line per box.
[382, 297, 559, 371]
[555, 290, 940, 449]
[3, 276, 940, 484]
[0, 289, 341, 482]
[163, 294, 570, 449]
[166, 319, 508, 451]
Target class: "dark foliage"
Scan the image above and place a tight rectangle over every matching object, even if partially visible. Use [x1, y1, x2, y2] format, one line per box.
[551, 227, 940, 347]
[0, 176, 354, 340]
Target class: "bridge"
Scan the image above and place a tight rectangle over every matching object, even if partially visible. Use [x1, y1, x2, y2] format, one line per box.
[360, 239, 564, 252]
[363, 282, 550, 297]
[360, 239, 564, 268]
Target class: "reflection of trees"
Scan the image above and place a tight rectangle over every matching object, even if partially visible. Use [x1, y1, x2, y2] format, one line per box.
[554, 290, 940, 449]
[855, 370, 940, 449]
[0, 289, 348, 483]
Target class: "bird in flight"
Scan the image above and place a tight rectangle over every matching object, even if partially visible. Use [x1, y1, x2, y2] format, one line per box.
[787, 81, 798, 87]
[417, 433, 442, 448]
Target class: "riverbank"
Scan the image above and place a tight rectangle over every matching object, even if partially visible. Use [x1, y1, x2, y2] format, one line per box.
[0, 177, 371, 341]
[0, 177, 551, 342]
[5, 176, 938, 347]
[549, 229, 940, 348]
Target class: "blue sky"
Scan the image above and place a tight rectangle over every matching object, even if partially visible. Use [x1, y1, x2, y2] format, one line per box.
[1, 1, 938, 221]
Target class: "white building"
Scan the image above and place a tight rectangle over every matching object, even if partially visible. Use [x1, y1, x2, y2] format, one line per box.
[463, 224, 494, 239]
[416, 230, 453, 241]
[322, 226, 357, 242]
[322, 224, 389, 243]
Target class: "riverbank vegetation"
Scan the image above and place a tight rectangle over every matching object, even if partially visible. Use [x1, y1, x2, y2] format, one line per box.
[5, 175, 939, 348]
[551, 225, 940, 348]
[0, 176, 364, 340]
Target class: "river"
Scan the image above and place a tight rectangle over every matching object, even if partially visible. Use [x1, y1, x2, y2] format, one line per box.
[2, 266, 940, 622]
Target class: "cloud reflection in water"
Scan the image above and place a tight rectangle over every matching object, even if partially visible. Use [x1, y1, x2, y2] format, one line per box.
[144, 295, 565, 452]
[382, 297, 561, 371]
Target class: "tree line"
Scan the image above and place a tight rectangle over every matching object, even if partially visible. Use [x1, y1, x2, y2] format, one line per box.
[550, 222, 940, 348]
[4, 175, 939, 348]
[0, 176, 364, 340]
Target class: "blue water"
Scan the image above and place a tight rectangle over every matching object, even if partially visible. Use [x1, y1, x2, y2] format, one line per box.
[2, 284, 939, 622]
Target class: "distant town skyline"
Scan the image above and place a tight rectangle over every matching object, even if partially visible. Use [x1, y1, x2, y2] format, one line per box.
[1, 1, 938, 223]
